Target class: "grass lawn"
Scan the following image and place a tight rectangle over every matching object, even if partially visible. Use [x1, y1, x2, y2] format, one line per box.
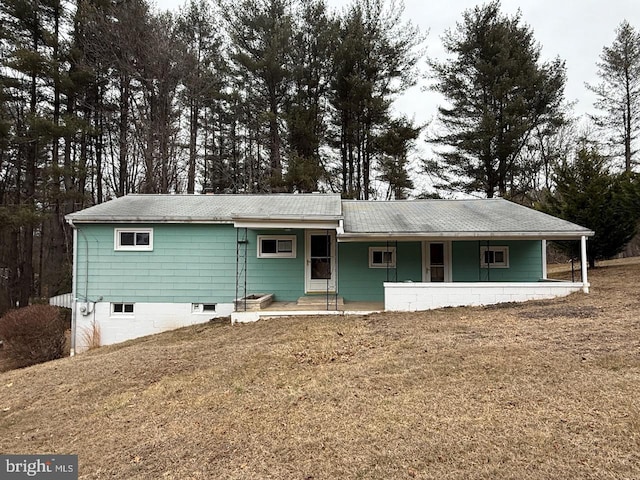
[1, 261, 639, 479]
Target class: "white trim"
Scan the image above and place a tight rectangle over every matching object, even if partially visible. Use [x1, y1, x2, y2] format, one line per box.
[257, 235, 297, 258]
[338, 232, 594, 242]
[542, 240, 547, 279]
[581, 235, 589, 293]
[305, 230, 337, 293]
[369, 246, 397, 268]
[114, 228, 153, 251]
[480, 246, 509, 268]
[422, 241, 452, 282]
[111, 302, 135, 316]
[234, 220, 340, 230]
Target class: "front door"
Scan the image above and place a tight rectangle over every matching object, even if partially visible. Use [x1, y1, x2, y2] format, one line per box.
[423, 241, 451, 282]
[305, 230, 336, 293]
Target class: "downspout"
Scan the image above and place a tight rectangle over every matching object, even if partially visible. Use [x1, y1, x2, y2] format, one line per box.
[581, 236, 589, 293]
[68, 219, 78, 357]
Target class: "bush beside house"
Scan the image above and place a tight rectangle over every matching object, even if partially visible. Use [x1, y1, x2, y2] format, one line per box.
[0, 305, 70, 370]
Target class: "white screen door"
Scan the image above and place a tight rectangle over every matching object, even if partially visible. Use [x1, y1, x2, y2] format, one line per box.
[305, 231, 336, 293]
[423, 242, 451, 282]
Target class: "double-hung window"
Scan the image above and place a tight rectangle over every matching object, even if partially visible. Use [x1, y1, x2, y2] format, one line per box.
[114, 228, 153, 251]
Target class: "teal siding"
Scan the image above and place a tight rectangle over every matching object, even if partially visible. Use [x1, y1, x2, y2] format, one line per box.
[246, 229, 306, 302]
[75, 224, 544, 306]
[452, 240, 543, 282]
[76, 224, 238, 303]
[76, 224, 306, 304]
[338, 242, 422, 302]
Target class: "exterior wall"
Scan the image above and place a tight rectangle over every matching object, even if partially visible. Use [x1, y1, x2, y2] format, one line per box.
[245, 229, 306, 302]
[384, 281, 586, 312]
[338, 242, 422, 301]
[76, 223, 238, 304]
[75, 224, 307, 304]
[452, 240, 543, 282]
[74, 301, 234, 351]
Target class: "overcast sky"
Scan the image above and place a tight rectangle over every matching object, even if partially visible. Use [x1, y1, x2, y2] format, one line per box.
[153, 0, 640, 125]
[152, 0, 639, 193]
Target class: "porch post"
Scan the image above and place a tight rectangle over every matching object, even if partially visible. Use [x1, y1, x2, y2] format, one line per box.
[541, 240, 547, 280]
[580, 235, 589, 293]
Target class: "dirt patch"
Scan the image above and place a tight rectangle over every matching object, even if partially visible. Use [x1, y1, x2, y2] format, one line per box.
[520, 305, 600, 320]
[0, 260, 639, 479]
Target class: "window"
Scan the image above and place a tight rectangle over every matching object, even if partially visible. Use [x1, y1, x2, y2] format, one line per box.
[257, 235, 296, 258]
[480, 246, 509, 268]
[112, 303, 134, 315]
[369, 246, 397, 268]
[192, 303, 216, 313]
[114, 228, 153, 251]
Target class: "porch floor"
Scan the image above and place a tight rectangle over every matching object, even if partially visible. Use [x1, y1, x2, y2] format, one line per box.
[231, 300, 384, 324]
[261, 300, 384, 313]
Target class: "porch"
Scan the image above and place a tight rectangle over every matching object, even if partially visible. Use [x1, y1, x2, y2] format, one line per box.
[384, 279, 587, 312]
[231, 299, 384, 324]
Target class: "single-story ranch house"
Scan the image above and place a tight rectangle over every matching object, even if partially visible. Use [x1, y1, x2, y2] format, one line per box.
[65, 194, 593, 353]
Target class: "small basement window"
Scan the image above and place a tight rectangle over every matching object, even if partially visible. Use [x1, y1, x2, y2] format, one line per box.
[112, 303, 134, 315]
[257, 235, 296, 258]
[192, 303, 217, 313]
[369, 246, 397, 268]
[114, 228, 153, 251]
[480, 246, 509, 268]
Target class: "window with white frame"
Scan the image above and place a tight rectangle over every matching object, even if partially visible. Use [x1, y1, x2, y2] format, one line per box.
[111, 303, 135, 315]
[257, 235, 296, 258]
[480, 246, 509, 268]
[114, 228, 153, 251]
[369, 246, 397, 268]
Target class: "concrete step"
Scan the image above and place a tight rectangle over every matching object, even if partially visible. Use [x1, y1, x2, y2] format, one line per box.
[297, 295, 344, 307]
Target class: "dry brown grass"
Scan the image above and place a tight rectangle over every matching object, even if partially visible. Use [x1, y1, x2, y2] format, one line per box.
[1, 262, 639, 479]
[80, 320, 102, 351]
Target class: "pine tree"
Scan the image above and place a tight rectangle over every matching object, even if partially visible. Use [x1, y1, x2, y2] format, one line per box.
[330, 0, 421, 199]
[429, 1, 566, 198]
[587, 20, 640, 173]
[542, 147, 638, 267]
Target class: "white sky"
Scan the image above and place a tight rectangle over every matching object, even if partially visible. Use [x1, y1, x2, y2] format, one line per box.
[153, 0, 640, 124]
[152, 0, 640, 193]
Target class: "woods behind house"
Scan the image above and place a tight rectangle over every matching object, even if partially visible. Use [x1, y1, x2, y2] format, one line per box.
[1, 0, 639, 313]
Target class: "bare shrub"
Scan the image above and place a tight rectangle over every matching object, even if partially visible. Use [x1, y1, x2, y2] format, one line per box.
[0, 305, 70, 368]
[81, 320, 102, 350]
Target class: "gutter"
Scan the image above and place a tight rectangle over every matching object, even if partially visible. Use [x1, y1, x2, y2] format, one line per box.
[337, 231, 595, 242]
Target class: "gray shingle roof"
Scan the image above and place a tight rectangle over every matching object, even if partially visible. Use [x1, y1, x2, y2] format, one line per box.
[67, 194, 592, 238]
[341, 199, 593, 239]
[66, 194, 343, 223]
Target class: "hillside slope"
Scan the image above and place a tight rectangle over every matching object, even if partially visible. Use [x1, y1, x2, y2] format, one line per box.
[1, 262, 639, 479]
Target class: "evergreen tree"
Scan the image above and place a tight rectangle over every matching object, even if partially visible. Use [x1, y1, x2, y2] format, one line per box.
[375, 117, 421, 199]
[542, 147, 638, 267]
[284, 0, 337, 193]
[429, 1, 566, 198]
[330, 0, 421, 199]
[587, 20, 640, 173]
[223, 0, 293, 191]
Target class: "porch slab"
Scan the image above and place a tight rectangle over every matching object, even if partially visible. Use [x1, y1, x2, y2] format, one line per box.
[231, 300, 383, 324]
[297, 296, 345, 307]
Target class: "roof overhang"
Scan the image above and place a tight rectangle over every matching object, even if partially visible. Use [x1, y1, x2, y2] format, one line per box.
[337, 231, 595, 242]
[232, 215, 341, 230]
[65, 216, 232, 225]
